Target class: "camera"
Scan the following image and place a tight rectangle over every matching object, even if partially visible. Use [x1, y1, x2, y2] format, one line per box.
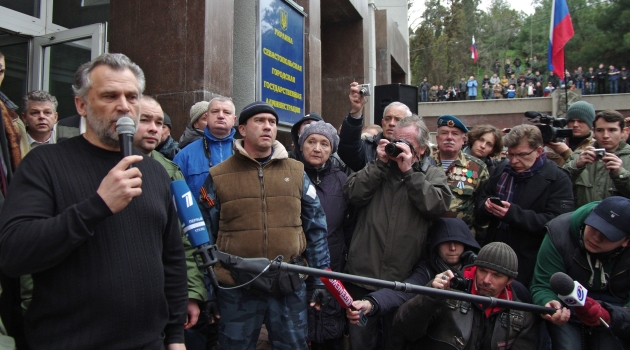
[359, 83, 371, 96]
[449, 276, 473, 293]
[593, 148, 606, 159]
[385, 138, 412, 157]
[525, 111, 573, 144]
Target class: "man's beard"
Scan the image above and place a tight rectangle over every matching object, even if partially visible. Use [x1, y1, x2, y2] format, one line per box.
[86, 104, 137, 149]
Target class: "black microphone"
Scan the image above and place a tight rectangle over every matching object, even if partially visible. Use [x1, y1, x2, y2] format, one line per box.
[116, 116, 136, 168]
[549, 272, 587, 307]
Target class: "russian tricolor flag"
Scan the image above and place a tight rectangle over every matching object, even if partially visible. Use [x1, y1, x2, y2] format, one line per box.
[471, 36, 478, 63]
[548, 0, 574, 77]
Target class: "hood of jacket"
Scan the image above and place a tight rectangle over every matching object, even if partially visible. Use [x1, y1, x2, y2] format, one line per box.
[178, 124, 204, 148]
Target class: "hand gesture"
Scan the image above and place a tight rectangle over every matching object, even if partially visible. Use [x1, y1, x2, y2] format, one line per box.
[349, 82, 368, 118]
[97, 155, 143, 213]
[432, 270, 455, 290]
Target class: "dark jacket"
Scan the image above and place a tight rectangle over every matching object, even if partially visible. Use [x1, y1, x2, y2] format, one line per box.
[476, 159, 574, 287]
[344, 158, 452, 290]
[393, 266, 538, 350]
[178, 125, 203, 149]
[289, 115, 351, 175]
[155, 135, 180, 161]
[596, 67, 608, 81]
[338, 114, 384, 172]
[531, 204, 630, 340]
[366, 218, 479, 317]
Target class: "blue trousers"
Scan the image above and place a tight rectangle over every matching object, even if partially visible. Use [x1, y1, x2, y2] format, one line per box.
[610, 80, 619, 94]
[421, 91, 428, 102]
[217, 284, 308, 350]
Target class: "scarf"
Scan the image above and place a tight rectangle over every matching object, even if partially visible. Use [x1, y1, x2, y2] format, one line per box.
[496, 151, 547, 203]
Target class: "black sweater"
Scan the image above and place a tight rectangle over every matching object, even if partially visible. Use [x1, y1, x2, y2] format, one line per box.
[0, 136, 187, 348]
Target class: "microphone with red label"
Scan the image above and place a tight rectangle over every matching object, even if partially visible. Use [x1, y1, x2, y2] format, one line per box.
[320, 269, 368, 326]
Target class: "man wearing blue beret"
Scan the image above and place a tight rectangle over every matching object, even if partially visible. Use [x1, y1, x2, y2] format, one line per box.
[432, 115, 489, 242]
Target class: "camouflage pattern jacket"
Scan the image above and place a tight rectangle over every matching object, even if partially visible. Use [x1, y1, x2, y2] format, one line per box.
[432, 151, 489, 234]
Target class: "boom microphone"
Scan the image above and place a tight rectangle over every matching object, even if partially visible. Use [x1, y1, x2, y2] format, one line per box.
[549, 272, 588, 307]
[170, 180, 218, 287]
[320, 269, 368, 326]
[116, 116, 136, 168]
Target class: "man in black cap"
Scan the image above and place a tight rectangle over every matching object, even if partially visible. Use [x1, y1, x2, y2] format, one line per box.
[393, 242, 538, 349]
[155, 111, 180, 160]
[546, 101, 595, 167]
[531, 196, 630, 349]
[197, 101, 330, 350]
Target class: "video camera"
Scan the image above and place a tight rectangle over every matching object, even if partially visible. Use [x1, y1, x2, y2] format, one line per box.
[525, 111, 573, 144]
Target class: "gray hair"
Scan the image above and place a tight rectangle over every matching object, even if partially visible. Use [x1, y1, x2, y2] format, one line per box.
[395, 114, 430, 157]
[208, 95, 235, 114]
[383, 102, 412, 119]
[503, 124, 543, 149]
[22, 90, 58, 112]
[72, 53, 145, 99]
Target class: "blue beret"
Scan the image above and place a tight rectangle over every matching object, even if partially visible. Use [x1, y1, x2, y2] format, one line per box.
[437, 115, 468, 133]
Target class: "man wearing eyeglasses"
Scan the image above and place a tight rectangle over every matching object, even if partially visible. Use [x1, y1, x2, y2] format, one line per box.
[476, 124, 574, 287]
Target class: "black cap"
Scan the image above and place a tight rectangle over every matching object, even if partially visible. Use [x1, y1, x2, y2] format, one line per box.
[239, 101, 278, 125]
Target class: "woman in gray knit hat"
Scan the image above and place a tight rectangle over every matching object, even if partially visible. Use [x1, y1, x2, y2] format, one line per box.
[296, 120, 356, 347]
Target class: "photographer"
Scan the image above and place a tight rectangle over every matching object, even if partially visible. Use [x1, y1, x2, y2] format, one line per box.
[343, 115, 451, 350]
[392, 243, 538, 350]
[546, 101, 595, 167]
[563, 110, 630, 208]
[338, 82, 412, 172]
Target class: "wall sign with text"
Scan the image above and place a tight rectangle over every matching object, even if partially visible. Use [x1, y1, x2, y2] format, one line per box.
[259, 0, 305, 126]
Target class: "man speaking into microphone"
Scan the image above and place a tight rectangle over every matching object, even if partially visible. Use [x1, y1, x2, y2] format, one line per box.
[531, 196, 630, 349]
[0, 54, 187, 349]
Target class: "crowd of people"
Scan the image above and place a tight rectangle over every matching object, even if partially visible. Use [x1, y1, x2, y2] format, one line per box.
[0, 51, 629, 350]
[419, 56, 629, 102]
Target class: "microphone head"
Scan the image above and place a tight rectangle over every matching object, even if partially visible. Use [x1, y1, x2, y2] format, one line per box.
[550, 272, 575, 295]
[116, 116, 136, 135]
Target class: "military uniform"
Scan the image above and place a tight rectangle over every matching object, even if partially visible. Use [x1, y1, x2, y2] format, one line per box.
[432, 151, 488, 234]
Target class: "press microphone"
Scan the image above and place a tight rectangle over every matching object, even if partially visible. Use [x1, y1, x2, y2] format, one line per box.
[116, 116, 136, 168]
[170, 180, 218, 288]
[320, 270, 368, 326]
[550, 272, 588, 307]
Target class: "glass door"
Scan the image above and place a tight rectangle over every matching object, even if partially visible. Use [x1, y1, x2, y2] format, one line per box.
[30, 23, 105, 118]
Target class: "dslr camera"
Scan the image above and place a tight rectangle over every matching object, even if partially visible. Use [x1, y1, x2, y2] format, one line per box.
[525, 111, 573, 144]
[385, 138, 412, 157]
[359, 83, 371, 96]
[449, 276, 473, 294]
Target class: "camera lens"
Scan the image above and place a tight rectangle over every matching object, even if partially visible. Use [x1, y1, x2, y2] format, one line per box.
[360, 87, 368, 95]
[385, 142, 402, 157]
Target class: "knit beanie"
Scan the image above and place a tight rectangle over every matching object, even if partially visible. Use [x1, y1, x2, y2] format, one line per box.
[163, 112, 172, 129]
[189, 101, 209, 126]
[298, 120, 339, 154]
[474, 242, 518, 279]
[239, 101, 278, 125]
[567, 101, 595, 128]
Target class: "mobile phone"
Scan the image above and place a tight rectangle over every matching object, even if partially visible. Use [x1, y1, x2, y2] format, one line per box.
[592, 148, 606, 160]
[489, 197, 505, 207]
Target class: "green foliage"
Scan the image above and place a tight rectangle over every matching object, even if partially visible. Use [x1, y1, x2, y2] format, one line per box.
[410, 0, 630, 86]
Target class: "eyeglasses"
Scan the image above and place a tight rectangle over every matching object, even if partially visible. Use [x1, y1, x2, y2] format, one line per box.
[506, 148, 537, 160]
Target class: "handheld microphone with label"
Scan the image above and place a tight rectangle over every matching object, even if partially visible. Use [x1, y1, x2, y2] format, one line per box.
[549, 272, 588, 307]
[116, 116, 136, 169]
[170, 180, 218, 288]
[320, 270, 368, 326]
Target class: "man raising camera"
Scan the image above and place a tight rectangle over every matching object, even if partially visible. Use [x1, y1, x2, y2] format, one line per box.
[546, 101, 595, 167]
[343, 115, 451, 350]
[392, 242, 538, 349]
[563, 110, 630, 208]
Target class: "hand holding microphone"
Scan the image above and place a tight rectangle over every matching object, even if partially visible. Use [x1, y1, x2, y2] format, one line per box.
[549, 272, 610, 327]
[320, 270, 368, 326]
[573, 297, 611, 327]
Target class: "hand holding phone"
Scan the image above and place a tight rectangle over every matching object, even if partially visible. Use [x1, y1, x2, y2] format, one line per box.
[489, 197, 505, 207]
